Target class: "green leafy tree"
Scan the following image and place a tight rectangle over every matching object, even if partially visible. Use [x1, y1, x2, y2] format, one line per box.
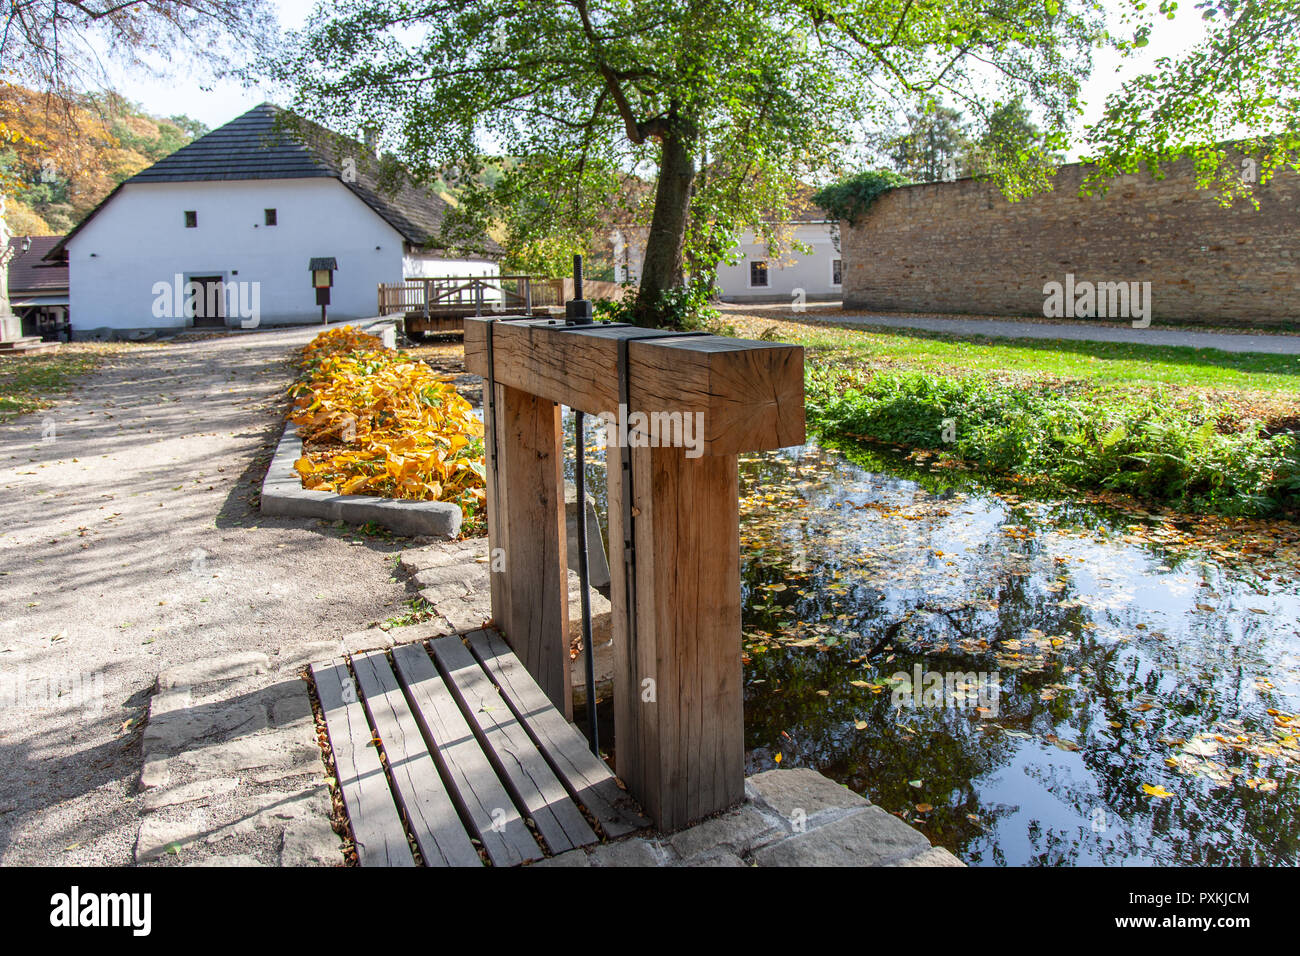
[966, 97, 1065, 197]
[812, 169, 911, 225]
[1084, 0, 1300, 199]
[273, 0, 1103, 326]
[879, 103, 975, 183]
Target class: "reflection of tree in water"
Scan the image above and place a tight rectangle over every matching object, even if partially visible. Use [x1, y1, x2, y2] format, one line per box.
[741, 486, 1091, 857]
[737, 438, 1300, 865]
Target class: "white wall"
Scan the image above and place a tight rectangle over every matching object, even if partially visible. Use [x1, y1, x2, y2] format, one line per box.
[611, 229, 645, 284]
[68, 178, 412, 330]
[403, 254, 498, 280]
[715, 222, 842, 302]
[610, 222, 842, 302]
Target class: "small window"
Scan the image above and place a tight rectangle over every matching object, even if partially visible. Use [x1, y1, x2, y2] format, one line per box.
[749, 259, 769, 288]
[831, 258, 843, 286]
[264, 208, 277, 226]
[184, 210, 197, 228]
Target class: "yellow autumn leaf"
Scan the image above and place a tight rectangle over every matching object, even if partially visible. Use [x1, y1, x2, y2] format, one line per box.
[341, 474, 370, 494]
[1141, 784, 1174, 799]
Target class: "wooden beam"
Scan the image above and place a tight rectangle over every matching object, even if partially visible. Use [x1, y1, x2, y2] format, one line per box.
[311, 661, 416, 867]
[464, 318, 805, 457]
[483, 381, 572, 718]
[466, 629, 650, 838]
[350, 651, 482, 867]
[608, 445, 745, 831]
[391, 643, 542, 866]
[430, 635, 597, 853]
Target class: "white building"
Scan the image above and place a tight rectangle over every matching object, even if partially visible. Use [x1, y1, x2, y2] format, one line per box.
[715, 217, 842, 304]
[46, 104, 500, 337]
[612, 199, 842, 304]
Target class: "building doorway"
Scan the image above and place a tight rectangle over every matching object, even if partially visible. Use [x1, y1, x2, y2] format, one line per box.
[190, 276, 226, 328]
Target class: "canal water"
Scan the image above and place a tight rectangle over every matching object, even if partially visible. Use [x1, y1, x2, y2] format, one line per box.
[564, 418, 1300, 865]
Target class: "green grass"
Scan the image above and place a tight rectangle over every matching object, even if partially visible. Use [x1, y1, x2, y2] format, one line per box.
[721, 312, 1300, 515]
[381, 596, 437, 629]
[731, 313, 1300, 395]
[0, 344, 131, 422]
[806, 370, 1300, 516]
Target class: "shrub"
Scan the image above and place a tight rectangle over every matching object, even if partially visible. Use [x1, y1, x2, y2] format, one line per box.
[811, 170, 911, 225]
[806, 368, 1300, 516]
[594, 284, 732, 333]
[288, 326, 486, 520]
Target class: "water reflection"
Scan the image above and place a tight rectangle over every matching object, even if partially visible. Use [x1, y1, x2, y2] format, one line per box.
[559, 410, 1300, 865]
[739, 439, 1300, 866]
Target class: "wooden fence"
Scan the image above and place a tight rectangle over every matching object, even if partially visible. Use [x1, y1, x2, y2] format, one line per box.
[378, 276, 630, 318]
[529, 277, 630, 307]
[377, 275, 537, 318]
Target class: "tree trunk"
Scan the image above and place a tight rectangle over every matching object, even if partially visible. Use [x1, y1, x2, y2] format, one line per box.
[634, 124, 695, 327]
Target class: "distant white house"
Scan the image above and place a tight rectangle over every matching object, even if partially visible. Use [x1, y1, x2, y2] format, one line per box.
[46, 104, 501, 337]
[612, 196, 842, 304]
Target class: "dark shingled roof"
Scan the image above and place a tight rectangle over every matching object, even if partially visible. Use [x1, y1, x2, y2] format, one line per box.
[7, 236, 68, 293]
[47, 103, 501, 260]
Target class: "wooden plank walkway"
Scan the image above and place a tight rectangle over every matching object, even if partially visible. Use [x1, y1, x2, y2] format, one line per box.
[313, 628, 649, 866]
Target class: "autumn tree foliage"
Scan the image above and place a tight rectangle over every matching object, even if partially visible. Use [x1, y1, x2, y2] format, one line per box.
[0, 85, 206, 234]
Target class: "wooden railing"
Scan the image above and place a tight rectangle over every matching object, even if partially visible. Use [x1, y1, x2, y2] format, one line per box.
[379, 276, 632, 316]
[464, 316, 804, 830]
[377, 275, 537, 317]
[529, 277, 629, 307]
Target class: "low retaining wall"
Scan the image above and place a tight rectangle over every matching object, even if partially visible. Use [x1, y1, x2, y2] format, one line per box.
[260, 426, 462, 537]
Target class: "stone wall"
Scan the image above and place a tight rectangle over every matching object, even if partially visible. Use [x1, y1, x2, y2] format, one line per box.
[840, 156, 1300, 325]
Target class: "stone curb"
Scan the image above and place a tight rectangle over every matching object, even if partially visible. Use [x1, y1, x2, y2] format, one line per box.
[529, 769, 966, 868]
[259, 426, 462, 537]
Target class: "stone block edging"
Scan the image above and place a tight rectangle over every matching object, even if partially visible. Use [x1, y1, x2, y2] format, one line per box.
[260, 425, 462, 538]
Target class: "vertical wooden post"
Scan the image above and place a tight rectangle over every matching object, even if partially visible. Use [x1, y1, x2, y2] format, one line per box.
[484, 380, 572, 718]
[608, 444, 744, 831]
[464, 317, 803, 831]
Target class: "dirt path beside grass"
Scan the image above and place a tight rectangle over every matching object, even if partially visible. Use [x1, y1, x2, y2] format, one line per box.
[0, 325, 415, 865]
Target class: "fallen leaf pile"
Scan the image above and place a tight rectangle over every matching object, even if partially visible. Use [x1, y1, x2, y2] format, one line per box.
[288, 326, 486, 520]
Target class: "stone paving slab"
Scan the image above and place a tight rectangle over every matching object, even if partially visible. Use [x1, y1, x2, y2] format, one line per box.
[522, 769, 963, 867]
[133, 648, 344, 867]
[749, 805, 932, 867]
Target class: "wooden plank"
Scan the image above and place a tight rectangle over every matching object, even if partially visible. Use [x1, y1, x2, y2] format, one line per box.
[430, 635, 597, 853]
[464, 317, 805, 456]
[466, 628, 650, 839]
[609, 445, 745, 830]
[487, 383, 572, 718]
[351, 651, 482, 867]
[390, 642, 541, 866]
[484, 378, 509, 657]
[310, 661, 415, 867]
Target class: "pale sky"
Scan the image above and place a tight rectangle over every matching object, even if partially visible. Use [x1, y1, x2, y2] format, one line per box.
[104, 0, 1210, 157]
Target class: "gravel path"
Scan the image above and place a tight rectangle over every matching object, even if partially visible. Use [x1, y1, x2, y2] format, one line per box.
[0, 324, 415, 865]
[721, 303, 1300, 354]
